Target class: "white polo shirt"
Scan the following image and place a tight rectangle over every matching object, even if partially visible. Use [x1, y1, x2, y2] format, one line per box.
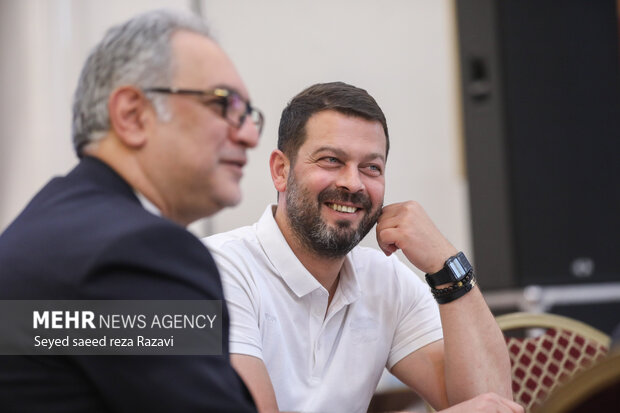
[205, 205, 442, 413]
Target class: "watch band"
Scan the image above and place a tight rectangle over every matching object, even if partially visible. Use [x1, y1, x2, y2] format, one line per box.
[432, 273, 477, 304]
[425, 251, 472, 289]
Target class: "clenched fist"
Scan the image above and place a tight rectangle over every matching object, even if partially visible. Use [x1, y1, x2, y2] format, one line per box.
[376, 201, 458, 274]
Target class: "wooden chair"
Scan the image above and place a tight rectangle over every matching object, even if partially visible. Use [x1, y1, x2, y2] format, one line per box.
[532, 347, 620, 413]
[496, 312, 611, 412]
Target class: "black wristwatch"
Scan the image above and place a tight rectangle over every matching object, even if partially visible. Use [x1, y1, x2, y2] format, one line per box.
[425, 252, 472, 289]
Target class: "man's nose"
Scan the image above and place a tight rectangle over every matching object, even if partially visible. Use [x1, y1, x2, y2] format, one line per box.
[335, 165, 365, 193]
[231, 118, 260, 148]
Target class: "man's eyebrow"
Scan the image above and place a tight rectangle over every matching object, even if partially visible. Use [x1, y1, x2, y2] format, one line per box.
[311, 146, 386, 163]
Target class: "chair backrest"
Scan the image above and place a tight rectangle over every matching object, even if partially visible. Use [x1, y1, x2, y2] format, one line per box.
[496, 312, 611, 412]
[533, 347, 620, 413]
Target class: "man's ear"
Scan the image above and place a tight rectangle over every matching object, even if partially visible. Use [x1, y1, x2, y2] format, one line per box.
[269, 149, 290, 192]
[107, 86, 152, 149]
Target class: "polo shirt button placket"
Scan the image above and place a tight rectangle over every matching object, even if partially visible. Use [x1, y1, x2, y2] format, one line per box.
[312, 339, 324, 378]
[310, 290, 328, 376]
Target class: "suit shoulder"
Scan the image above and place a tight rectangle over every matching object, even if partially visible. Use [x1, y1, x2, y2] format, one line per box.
[97, 216, 215, 272]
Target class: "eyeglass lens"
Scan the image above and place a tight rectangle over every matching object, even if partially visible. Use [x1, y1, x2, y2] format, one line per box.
[226, 93, 263, 133]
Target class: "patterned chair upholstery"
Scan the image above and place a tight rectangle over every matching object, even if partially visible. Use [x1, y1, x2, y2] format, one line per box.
[533, 347, 620, 413]
[496, 312, 611, 412]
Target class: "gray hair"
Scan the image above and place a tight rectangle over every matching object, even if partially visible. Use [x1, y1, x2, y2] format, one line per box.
[71, 9, 210, 156]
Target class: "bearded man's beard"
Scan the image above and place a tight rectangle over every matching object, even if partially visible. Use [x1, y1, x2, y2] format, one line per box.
[285, 171, 382, 258]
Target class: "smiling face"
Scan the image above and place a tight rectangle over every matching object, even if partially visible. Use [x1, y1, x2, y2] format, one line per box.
[279, 110, 387, 257]
[144, 30, 259, 224]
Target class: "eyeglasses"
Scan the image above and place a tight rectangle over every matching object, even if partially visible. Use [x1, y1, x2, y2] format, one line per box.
[143, 87, 264, 136]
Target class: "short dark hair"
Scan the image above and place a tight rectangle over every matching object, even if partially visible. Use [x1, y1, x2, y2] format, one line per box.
[277, 82, 389, 163]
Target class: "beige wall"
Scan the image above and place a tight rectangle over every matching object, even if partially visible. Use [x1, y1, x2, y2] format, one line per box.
[0, 0, 472, 274]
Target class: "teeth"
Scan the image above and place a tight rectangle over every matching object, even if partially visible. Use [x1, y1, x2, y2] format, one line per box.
[328, 203, 358, 213]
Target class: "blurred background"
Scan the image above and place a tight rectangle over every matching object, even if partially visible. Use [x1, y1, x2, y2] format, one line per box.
[1, 0, 619, 404]
[0, 0, 469, 266]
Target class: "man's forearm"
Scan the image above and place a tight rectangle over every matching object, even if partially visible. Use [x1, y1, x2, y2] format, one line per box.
[376, 201, 516, 409]
[438, 285, 513, 405]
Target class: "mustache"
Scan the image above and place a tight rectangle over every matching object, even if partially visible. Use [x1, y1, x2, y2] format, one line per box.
[317, 188, 373, 211]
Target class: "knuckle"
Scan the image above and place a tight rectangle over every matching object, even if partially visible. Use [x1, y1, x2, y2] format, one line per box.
[404, 200, 419, 212]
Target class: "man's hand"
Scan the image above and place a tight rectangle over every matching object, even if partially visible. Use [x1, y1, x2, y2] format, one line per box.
[376, 201, 457, 273]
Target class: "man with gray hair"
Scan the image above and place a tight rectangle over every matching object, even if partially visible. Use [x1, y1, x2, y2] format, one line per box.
[0, 9, 261, 412]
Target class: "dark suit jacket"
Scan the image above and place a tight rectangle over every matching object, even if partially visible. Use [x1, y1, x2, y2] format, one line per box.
[0, 157, 257, 412]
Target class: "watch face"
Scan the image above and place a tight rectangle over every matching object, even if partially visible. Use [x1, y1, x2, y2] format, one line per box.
[447, 258, 467, 280]
[447, 252, 472, 280]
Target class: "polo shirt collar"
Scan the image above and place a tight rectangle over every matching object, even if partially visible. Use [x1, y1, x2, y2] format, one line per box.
[256, 205, 361, 304]
[338, 254, 362, 304]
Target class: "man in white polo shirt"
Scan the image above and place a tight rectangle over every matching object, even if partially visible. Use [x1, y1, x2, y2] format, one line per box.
[205, 82, 522, 413]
